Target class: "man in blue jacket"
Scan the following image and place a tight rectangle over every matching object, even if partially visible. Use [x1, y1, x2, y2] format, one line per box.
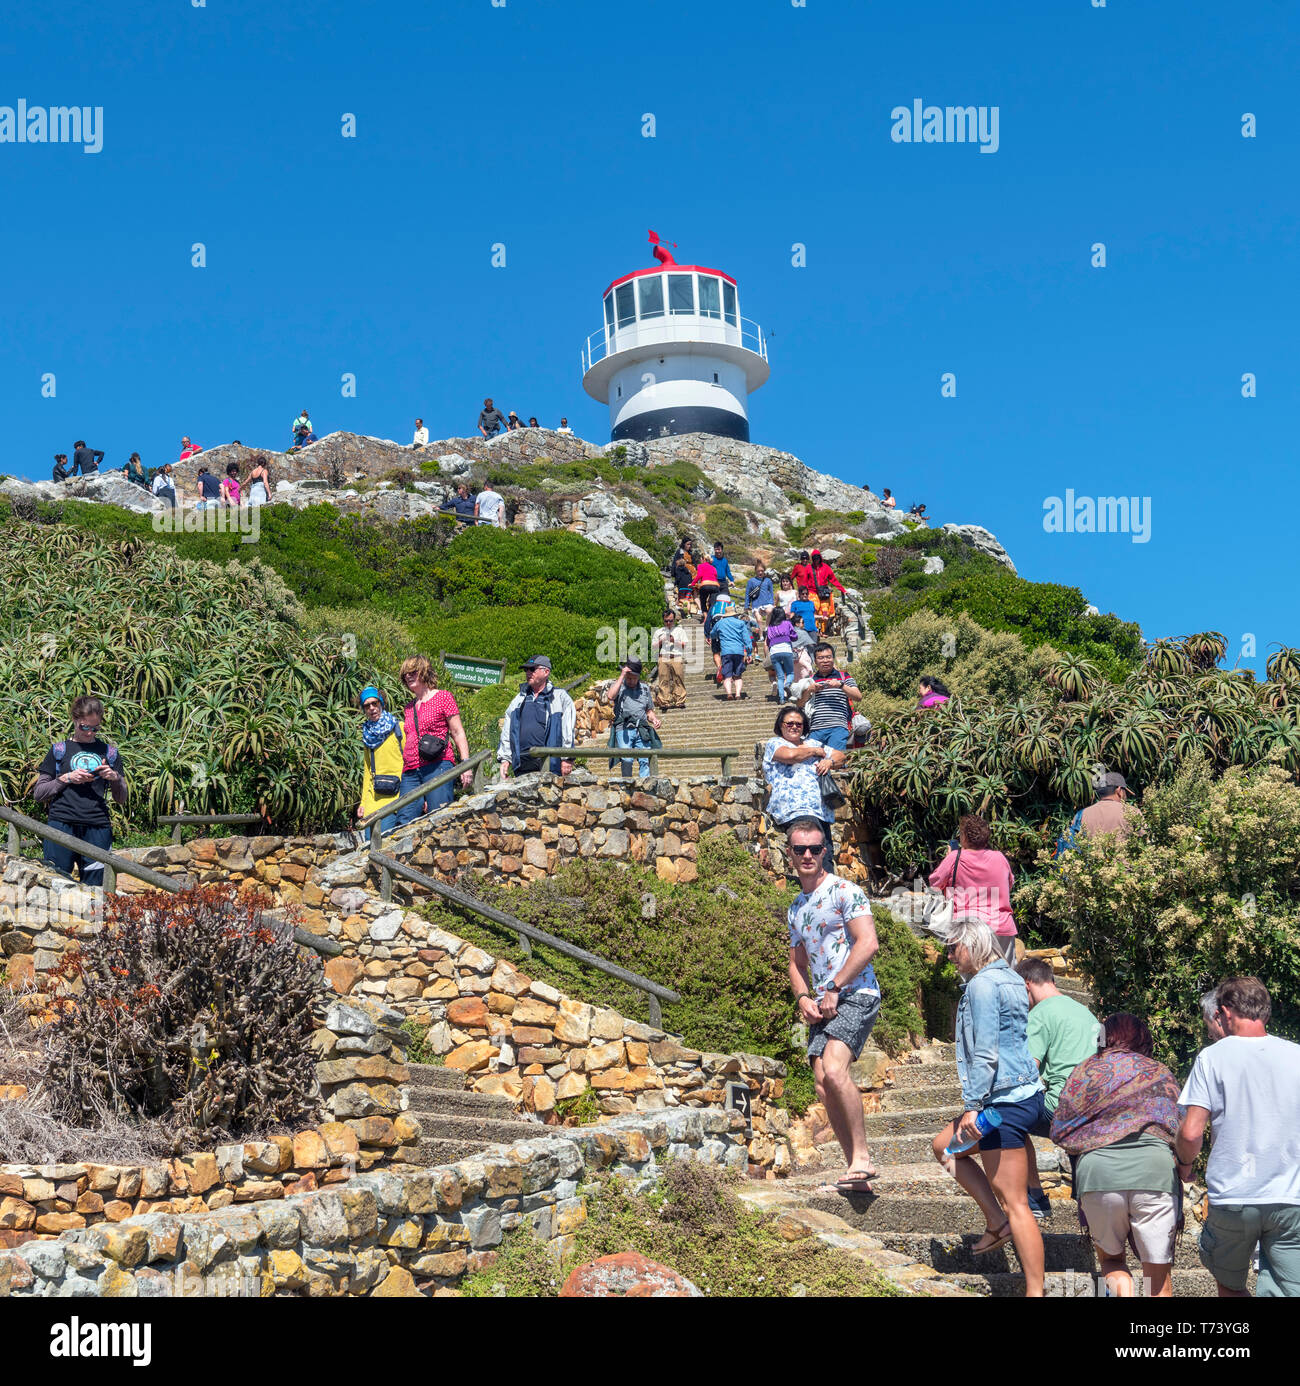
[710, 541, 735, 594]
[712, 603, 754, 701]
[497, 655, 576, 779]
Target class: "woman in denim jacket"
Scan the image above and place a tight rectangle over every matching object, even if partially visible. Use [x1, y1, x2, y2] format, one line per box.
[931, 916, 1047, 1295]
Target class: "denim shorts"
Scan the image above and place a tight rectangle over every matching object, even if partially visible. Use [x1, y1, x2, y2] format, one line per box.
[980, 1089, 1050, 1150]
[807, 990, 881, 1062]
[720, 653, 747, 679]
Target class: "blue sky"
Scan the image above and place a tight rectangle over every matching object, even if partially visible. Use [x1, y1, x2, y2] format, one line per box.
[2, 1, 1295, 671]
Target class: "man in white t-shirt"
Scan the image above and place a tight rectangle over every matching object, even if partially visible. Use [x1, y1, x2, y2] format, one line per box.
[786, 816, 881, 1197]
[412, 418, 429, 448]
[1176, 975, 1300, 1297]
[474, 487, 507, 528]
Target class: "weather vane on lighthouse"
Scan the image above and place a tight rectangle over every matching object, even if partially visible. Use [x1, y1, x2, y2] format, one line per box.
[580, 235, 769, 442]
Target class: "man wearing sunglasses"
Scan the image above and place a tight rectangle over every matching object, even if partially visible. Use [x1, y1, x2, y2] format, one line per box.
[32, 695, 127, 886]
[786, 816, 882, 1195]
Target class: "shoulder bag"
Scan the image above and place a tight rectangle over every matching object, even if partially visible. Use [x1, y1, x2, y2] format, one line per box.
[922, 845, 963, 937]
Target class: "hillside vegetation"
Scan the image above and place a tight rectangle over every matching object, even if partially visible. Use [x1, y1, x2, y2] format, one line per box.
[849, 629, 1300, 894]
[0, 503, 661, 833]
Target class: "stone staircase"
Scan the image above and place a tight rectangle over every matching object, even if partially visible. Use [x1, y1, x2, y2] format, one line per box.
[403, 1062, 546, 1165]
[584, 638, 781, 782]
[776, 980, 1232, 1298]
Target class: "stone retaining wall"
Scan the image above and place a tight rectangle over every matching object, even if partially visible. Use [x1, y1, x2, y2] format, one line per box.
[0, 999, 417, 1250]
[0, 1108, 748, 1297]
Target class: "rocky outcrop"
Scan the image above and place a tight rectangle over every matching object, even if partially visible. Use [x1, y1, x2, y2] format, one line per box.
[643, 434, 910, 538]
[940, 523, 1017, 574]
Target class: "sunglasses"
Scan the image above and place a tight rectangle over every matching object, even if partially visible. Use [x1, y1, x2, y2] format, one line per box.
[789, 844, 824, 858]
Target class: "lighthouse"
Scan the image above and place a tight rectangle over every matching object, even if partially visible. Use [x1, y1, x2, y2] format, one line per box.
[580, 233, 770, 443]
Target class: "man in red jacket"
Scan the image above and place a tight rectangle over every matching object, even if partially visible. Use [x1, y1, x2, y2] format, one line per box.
[810, 550, 847, 597]
[792, 551, 816, 594]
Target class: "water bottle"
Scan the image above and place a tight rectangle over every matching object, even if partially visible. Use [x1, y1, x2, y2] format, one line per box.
[944, 1108, 1003, 1157]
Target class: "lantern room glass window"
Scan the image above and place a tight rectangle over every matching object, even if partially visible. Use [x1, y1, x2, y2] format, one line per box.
[698, 276, 721, 319]
[603, 292, 615, 338]
[723, 280, 737, 325]
[637, 275, 664, 320]
[668, 274, 695, 315]
[615, 282, 636, 329]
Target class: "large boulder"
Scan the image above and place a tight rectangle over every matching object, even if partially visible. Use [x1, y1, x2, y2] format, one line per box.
[940, 523, 1017, 574]
[559, 1252, 703, 1298]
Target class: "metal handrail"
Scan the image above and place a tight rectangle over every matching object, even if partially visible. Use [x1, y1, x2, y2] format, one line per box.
[370, 849, 680, 1027]
[158, 812, 263, 845]
[358, 749, 493, 831]
[0, 806, 339, 959]
[582, 315, 767, 372]
[526, 743, 743, 778]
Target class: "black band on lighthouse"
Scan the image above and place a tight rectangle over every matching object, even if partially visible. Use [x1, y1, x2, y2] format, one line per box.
[612, 406, 750, 443]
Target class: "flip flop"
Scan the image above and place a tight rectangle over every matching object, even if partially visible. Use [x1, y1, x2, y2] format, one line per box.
[835, 1171, 876, 1195]
[971, 1221, 1013, 1255]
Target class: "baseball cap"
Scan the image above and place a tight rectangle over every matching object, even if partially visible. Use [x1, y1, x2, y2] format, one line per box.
[521, 655, 552, 671]
[624, 659, 644, 675]
[1097, 771, 1129, 792]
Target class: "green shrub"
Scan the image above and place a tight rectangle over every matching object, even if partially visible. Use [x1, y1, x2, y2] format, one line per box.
[461, 1161, 898, 1297]
[621, 517, 676, 570]
[703, 504, 749, 543]
[637, 461, 711, 509]
[851, 610, 1056, 725]
[401, 1018, 438, 1065]
[419, 834, 953, 1112]
[1016, 757, 1300, 1073]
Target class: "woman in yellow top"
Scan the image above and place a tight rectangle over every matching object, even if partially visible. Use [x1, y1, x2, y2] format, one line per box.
[356, 685, 404, 839]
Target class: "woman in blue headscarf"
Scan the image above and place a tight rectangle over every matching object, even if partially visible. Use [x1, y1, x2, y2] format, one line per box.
[356, 685, 403, 840]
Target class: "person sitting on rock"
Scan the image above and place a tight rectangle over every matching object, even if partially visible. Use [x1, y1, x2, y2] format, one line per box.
[556, 417, 573, 434]
[882, 488, 897, 510]
[178, 436, 203, 461]
[52, 453, 70, 482]
[412, 418, 429, 448]
[290, 410, 317, 449]
[70, 440, 104, 476]
[124, 452, 148, 488]
[507, 411, 524, 431]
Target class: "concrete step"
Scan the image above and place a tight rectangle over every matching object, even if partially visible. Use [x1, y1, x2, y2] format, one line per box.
[404, 1088, 522, 1121]
[880, 1083, 965, 1111]
[802, 1192, 1075, 1236]
[787, 1162, 955, 1198]
[945, 1268, 1228, 1299]
[884, 1062, 961, 1091]
[412, 1136, 498, 1166]
[874, 1230, 1208, 1276]
[862, 1106, 963, 1138]
[845, 1132, 949, 1166]
[414, 1112, 546, 1146]
[407, 1063, 467, 1093]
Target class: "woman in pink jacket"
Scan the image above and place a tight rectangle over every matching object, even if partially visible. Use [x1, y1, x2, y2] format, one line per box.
[929, 814, 1017, 962]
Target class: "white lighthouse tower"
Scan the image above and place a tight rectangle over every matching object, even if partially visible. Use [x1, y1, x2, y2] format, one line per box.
[580, 233, 769, 442]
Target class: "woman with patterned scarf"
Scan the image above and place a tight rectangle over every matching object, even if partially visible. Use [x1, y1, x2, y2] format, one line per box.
[1051, 1012, 1183, 1297]
[356, 685, 404, 840]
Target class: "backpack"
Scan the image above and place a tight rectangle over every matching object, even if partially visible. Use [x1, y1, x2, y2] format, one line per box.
[1054, 809, 1085, 859]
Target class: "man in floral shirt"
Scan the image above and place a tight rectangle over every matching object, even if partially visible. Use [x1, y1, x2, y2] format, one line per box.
[786, 815, 882, 1195]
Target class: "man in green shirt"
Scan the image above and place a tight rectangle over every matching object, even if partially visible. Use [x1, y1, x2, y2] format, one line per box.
[1016, 957, 1102, 1220]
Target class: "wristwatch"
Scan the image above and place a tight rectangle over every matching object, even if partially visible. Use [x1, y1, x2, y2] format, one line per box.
[825, 984, 841, 995]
